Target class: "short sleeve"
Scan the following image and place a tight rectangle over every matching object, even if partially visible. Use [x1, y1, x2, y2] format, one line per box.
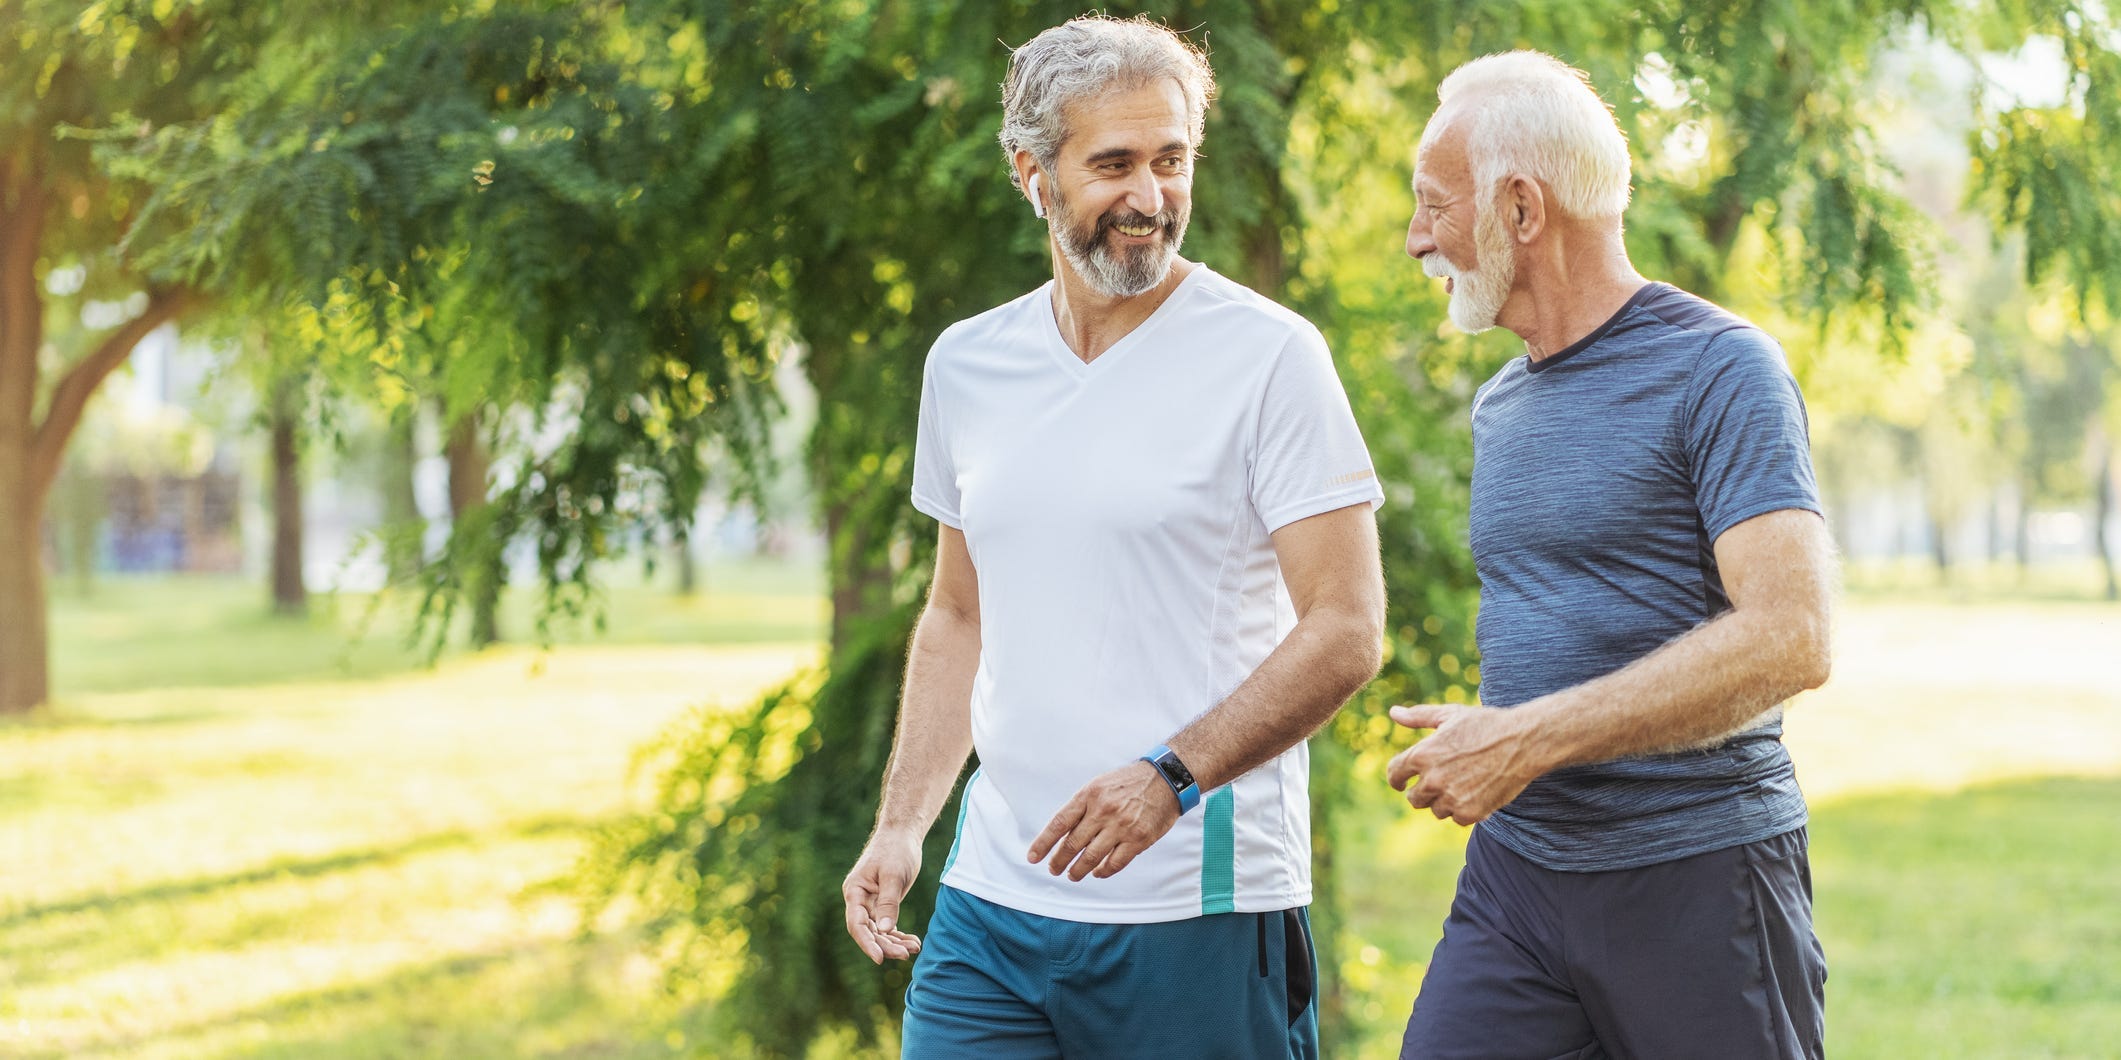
[910, 349, 962, 529]
[1250, 325, 1386, 533]
[1682, 329, 1822, 541]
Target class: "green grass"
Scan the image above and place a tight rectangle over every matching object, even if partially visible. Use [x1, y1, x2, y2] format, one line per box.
[45, 558, 825, 696]
[1332, 778, 2121, 1059]
[1842, 557, 2119, 604]
[6, 572, 2118, 1058]
[6, 564, 823, 1059]
[0, 641, 822, 1058]
[1814, 777, 2121, 1056]
[1333, 588, 2121, 1059]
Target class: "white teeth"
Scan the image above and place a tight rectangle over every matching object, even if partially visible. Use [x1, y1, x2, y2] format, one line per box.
[1115, 224, 1155, 236]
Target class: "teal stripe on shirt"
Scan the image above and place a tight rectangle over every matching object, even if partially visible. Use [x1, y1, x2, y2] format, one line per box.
[1200, 787, 1236, 914]
[941, 768, 979, 875]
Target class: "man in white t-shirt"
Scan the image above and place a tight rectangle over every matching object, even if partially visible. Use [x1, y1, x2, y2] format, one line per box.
[840, 15, 1386, 1057]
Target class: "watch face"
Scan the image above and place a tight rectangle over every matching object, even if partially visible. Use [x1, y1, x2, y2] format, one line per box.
[1157, 753, 1195, 790]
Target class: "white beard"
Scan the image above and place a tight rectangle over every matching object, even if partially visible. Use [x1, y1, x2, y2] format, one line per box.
[1422, 199, 1516, 333]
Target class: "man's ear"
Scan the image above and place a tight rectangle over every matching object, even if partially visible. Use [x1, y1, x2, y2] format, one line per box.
[1013, 149, 1045, 219]
[1506, 174, 1546, 244]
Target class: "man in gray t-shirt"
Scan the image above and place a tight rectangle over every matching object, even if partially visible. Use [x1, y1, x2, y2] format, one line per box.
[1386, 52, 1837, 1060]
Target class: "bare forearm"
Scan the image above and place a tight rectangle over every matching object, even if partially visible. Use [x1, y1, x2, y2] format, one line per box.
[1519, 604, 1831, 773]
[1168, 605, 1382, 791]
[874, 605, 979, 836]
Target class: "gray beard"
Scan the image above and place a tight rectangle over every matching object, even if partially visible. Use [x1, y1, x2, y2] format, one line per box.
[1052, 196, 1187, 298]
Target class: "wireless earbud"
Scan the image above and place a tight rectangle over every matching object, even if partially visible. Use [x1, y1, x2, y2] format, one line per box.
[1029, 173, 1045, 219]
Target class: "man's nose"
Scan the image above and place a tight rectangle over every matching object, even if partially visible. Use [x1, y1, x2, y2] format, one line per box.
[1125, 168, 1164, 217]
[1406, 214, 1436, 260]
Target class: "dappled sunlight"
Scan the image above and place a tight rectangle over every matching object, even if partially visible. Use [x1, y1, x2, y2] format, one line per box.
[0, 642, 815, 1058]
[1342, 598, 2121, 1058]
[6, 595, 2114, 1057]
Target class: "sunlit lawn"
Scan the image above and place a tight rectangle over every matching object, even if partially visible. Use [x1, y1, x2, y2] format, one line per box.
[45, 559, 825, 696]
[5, 565, 822, 1059]
[4, 565, 2117, 1057]
[1339, 587, 2121, 1058]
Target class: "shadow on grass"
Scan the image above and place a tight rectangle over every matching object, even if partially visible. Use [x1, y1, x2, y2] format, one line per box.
[0, 814, 599, 931]
[23, 934, 690, 1060]
[0, 708, 234, 733]
[46, 574, 827, 698]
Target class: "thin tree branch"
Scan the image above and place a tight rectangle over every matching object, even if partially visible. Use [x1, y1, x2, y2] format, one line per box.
[29, 285, 194, 494]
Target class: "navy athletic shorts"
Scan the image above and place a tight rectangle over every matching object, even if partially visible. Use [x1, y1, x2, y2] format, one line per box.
[1402, 825, 1825, 1059]
[902, 884, 1319, 1058]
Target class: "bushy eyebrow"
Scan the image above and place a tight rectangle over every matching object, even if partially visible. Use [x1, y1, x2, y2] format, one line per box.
[1085, 141, 1190, 164]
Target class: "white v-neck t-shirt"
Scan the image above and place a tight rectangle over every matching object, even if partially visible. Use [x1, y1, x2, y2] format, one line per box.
[912, 265, 1384, 923]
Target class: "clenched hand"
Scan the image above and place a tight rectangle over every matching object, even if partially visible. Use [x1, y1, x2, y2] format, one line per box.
[1386, 704, 1547, 826]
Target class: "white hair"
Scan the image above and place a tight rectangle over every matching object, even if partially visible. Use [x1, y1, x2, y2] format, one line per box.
[1424, 51, 1631, 219]
[998, 15, 1217, 189]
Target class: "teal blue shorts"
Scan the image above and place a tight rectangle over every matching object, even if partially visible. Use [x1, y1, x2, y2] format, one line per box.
[902, 885, 1319, 1059]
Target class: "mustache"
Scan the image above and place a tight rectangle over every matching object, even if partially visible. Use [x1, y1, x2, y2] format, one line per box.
[1096, 206, 1182, 237]
[1421, 253, 1458, 279]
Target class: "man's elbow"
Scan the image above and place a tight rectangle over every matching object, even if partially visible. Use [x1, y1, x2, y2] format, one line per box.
[1332, 604, 1387, 695]
[1791, 614, 1832, 692]
[1800, 637, 1832, 692]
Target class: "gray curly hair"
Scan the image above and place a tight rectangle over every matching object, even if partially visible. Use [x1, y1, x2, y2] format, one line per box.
[998, 15, 1217, 189]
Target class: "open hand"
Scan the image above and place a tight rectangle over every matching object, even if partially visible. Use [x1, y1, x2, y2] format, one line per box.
[842, 830, 926, 963]
[1027, 760, 1181, 881]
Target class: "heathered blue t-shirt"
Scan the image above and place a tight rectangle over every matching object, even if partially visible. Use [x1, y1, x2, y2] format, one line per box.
[1468, 282, 1821, 872]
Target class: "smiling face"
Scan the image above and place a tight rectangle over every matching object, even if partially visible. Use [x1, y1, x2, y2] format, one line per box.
[1041, 78, 1195, 298]
[1406, 113, 1516, 334]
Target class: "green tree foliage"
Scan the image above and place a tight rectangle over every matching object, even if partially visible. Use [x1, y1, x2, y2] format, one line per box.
[0, 0, 381, 710]
[10, 0, 2119, 1051]
[113, 4, 786, 647]
[573, 4, 2121, 1056]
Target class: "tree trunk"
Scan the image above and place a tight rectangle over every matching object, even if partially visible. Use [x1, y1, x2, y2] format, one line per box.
[1243, 182, 1288, 299]
[672, 523, 698, 597]
[821, 493, 892, 655]
[803, 337, 896, 656]
[1986, 492, 2006, 563]
[3, 156, 189, 711]
[0, 158, 49, 713]
[1828, 490, 1854, 564]
[381, 411, 423, 583]
[445, 410, 500, 647]
[1929, 514, 1950, 585]
[2096, 443, 2117, 602]
[0, 451, 49, 712]
[2014, 478, 2033, 577]
[269, 377, 307, 616]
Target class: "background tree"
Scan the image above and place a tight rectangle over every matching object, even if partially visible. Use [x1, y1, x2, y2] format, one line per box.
[265, 364, 307, 615]
[13, 0, 2118, 1051]
[583, 3, 2121, 1056]
[0, 0, 428, 711]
